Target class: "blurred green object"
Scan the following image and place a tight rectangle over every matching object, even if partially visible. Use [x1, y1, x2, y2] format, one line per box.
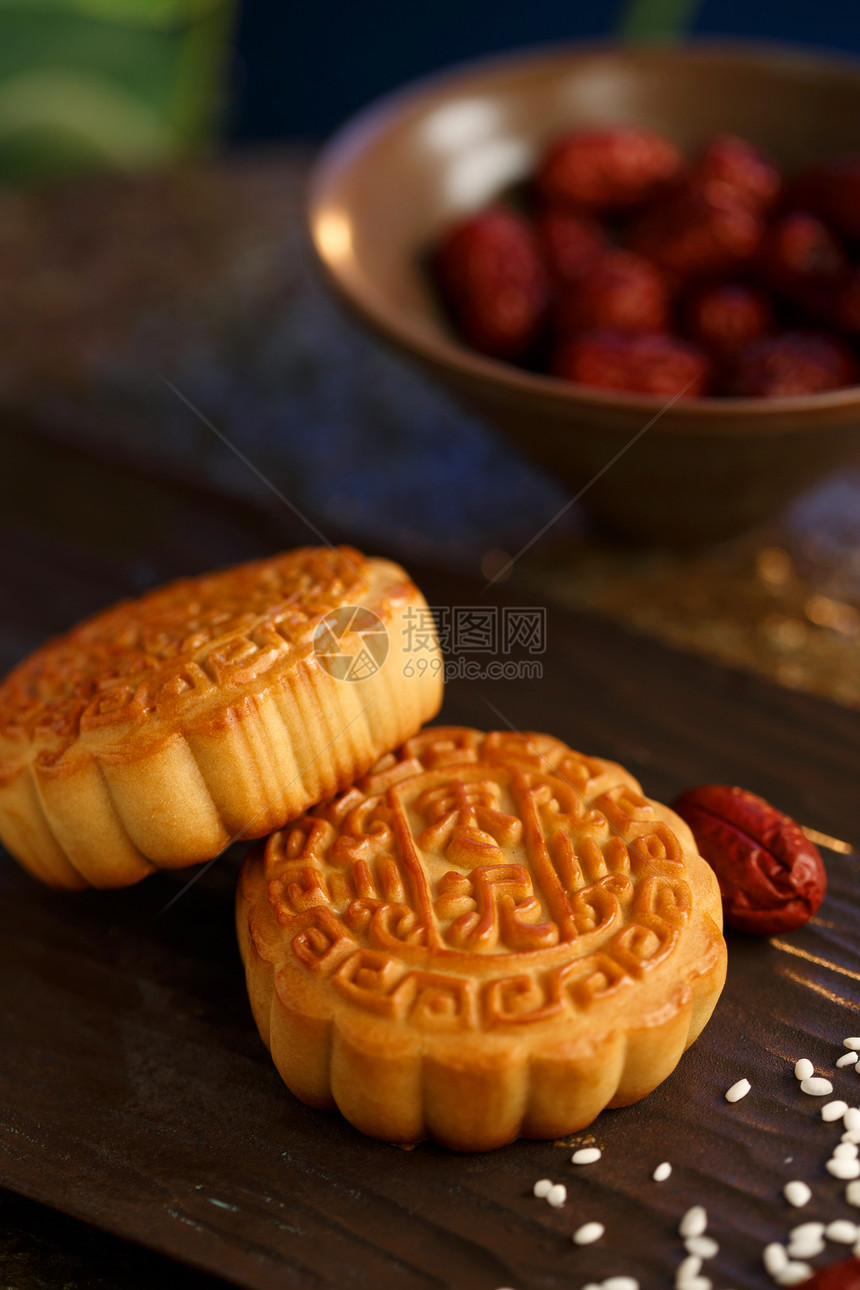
[0, 0, 235, 183]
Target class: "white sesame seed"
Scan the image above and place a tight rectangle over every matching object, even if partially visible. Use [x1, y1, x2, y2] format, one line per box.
[603, 1278, 639, 1290]
[825, 1220, 859, 1244]
[795, 1059, 814, 1080]
[676, 1255, 703, 1283]
[572, 1221, 605, 1245]
[725, 1078, 751, 1103]
[823, 1100, 850, 1122]
[800, 1076, 833, 1096]
[845, 1108, 860, 1131]
[546, 1182, 567, 1207]
[572, 1147, 602, 1165]
[847, 1180, 860, 1207]
[764, 1243, 790, 1275]
[827, 1158, 860, 1180]
[790, 1223, 825, 1242]
[784, 1181, 812, 1207]
[685, 1235, 719, 1260]
[776, 1263, 814, 1286]
[787, 1236, 825, 1261]
[834, 1142, 860, 1161]
[680, 1206, 708, 1239]
[653, 1161, 672, 1182]
[533, 1178, 553, 1198]
[581, 1283, 603, 1290]
[844, 1129, 860, 1145]
[679, 1279, 712, 1290]
[837, 1053, 859, 1068]
[844, 1038, 860, 1050]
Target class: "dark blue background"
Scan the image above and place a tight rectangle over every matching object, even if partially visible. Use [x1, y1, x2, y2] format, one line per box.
[231, 0, 860, 141]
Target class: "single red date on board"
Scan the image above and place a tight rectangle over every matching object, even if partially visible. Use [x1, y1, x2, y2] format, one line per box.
[672, 784, 826, 936]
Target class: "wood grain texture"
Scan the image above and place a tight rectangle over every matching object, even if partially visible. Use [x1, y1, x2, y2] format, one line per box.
[1, 426, 859, 1289]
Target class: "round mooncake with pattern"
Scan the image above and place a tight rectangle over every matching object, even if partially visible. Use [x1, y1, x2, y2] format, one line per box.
[0, 546, 442, 888]
[237, 726, 726, 1150]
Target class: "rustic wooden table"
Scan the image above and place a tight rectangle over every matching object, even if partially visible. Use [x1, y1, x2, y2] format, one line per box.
[1, 422, 859, 1290]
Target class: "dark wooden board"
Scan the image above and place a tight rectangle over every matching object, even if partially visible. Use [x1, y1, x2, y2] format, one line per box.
[1, 426, 859, 1290]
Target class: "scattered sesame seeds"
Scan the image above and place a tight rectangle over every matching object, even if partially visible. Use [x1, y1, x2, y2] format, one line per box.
[572, 1148, 602, 1165]
[837, 1053, 859, 1068]
[794, 1059, 814, 1081]
[784, 1181, 812, 1208]
[775, 1262, 813, 1285]
[825, 1220, 859, 1244]
[603, 1277, 639, 1290]
[573, 1222, 605, 1245]
[725, 1079, 751, 1103]
[845, 1107, 860, 1132]
[653, 1162, 672, 1182]
[845, 1038, 860, 1050]
[685, 1235, 719, 1260]
[800, 1076, 833, 1096]
[546, 1183, 567, 1208]
[763, 1243, 789, 1276]
[827, 1157, 860, 1180]
[847, 1180, 860, 1207]
[679, 1206, 708, 1239]
[823, 1100, 849, 1122]
[533, 1178, 553, 1198]
[835, 1142, 860, 1161]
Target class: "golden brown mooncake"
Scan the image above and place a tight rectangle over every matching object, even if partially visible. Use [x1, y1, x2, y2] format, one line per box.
[237, 725, 727, 1152]
[0, 546, 442, 889]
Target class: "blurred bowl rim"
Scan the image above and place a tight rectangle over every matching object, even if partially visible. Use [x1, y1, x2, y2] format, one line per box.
[308, 38, 860, 429]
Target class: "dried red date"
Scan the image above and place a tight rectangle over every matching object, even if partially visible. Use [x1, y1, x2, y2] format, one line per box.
[685, 282, 773, 356]
[688, 134, 782, 211]
[632, 191, 763, 281]
[795, 1257, 860, 1290]
[435, 207, 548, 358]
[787, 158, 860, 240]
[536, 126, 682, 212]
[535, 207, 607, 285]
[673, 784, 826, 935]
[727, 331, 858, 397]
[764, 212, 846, 282]
[761, 213, 846, 318]
[555, 250, 670, 335]
[553, 330, 710, 397]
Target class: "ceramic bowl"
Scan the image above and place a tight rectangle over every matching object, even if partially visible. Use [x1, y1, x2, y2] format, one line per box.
[309, 44, 860, 544]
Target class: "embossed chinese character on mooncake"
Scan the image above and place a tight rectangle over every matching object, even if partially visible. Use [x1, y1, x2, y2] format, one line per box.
[0, 547, 442, 889]
[237, 726, 727, 1151]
